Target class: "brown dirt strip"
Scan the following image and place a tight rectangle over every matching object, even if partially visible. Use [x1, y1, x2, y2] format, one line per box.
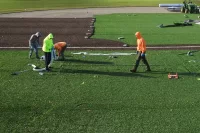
[0, 17, 199, 50]
[0, 18, 124, 49]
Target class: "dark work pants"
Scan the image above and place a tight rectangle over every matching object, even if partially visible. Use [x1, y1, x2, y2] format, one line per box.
[60, 46, 67, 60]
[133, 51, 150, 71]
[44, 52, 51, 70]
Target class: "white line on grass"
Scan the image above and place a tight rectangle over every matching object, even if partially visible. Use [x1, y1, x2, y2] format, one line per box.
[72, 52, 137, 55]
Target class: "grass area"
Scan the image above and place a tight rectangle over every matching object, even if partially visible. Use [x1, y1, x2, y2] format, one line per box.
[1, 50, 200, 132]
[92, 13, 200, 45]
[0, 0, 199, 13]
[1, 0, 200, 132]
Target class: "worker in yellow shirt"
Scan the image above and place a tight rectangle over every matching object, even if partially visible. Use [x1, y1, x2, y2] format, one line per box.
[42, 33, 54, 71]
[130, 32, 151, 72]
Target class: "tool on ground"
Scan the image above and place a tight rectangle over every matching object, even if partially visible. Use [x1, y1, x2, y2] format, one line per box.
[168, 73, 179, 79]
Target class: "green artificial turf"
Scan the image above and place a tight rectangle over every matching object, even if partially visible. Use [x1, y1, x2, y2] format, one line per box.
[92, 13, 200, 45]
[1, 50, 200, 132]
[0, 0, 199, 13]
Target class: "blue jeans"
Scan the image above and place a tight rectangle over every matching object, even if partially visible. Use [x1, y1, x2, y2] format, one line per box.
[29, 42, 39, 58]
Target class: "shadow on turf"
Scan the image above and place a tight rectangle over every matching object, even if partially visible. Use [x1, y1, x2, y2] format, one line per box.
[178, 72, 200, 76]
[61, 69, 155, 78]
[178, 50, 199, 55]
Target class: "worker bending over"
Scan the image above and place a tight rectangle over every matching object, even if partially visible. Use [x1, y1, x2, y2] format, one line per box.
[54, 42, 67, 60]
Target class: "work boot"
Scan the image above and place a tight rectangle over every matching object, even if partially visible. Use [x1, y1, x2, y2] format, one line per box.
[145, 69, 151, 72]
[48, 65, 53, 68]
[46, 68, 51, 72]
[60, 58, 65, 61]
[130, 69, 136, 73]
[159, 24, 164, 28]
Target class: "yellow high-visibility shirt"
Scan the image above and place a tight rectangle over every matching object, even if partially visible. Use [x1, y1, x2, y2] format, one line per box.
[42, 33, 54, 52]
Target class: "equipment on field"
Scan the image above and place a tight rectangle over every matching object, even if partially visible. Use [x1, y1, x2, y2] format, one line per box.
[178, 50, 198, 55]
[118, 37, 124, 40]
[159, 4, 183, 12]
[159, 4, 183, 7]
[40, 55, 45, 60]
[168, 73, 179, 79]
[39, 72, 44, 75]
[167, 7, 182, 12]
[28, 64, 46, 72]
[72, 52, 137, 56]
[109, 56, 117, 58]
[123, 44, 128, 47]
[187, 51, 193, 56]
[181, 0, 199, 14]
[158, 22, 192, 28]
[33, 67, 46, 72]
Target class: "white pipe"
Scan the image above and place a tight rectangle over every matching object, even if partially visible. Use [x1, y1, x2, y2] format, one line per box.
[159, 4, 184, 7]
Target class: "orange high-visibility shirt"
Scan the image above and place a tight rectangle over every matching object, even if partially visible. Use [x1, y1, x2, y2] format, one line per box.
[135, 32, 146, 53]
[54, 42, 67, 56]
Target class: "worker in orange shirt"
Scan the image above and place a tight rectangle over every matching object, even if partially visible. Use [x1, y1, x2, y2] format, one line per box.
[130, 32, 151, 72]
[54, 42, 67, 60]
